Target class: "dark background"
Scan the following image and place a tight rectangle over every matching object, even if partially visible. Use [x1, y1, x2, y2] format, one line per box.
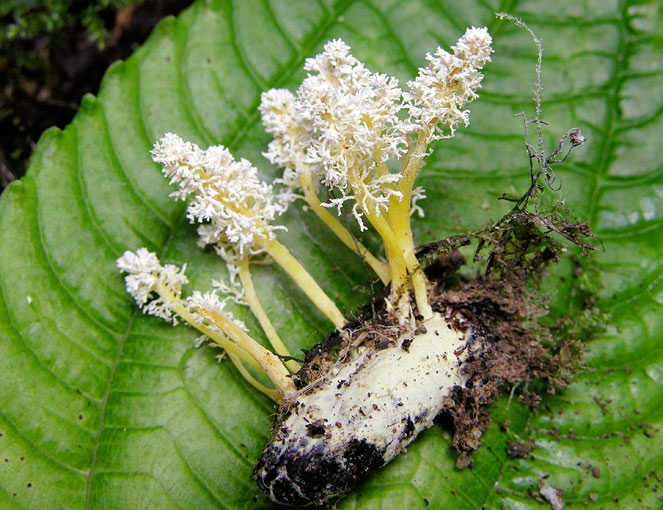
[0, 0, 192, 193]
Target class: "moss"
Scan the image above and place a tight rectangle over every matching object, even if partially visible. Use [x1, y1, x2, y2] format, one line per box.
[0, 0, 140, 46]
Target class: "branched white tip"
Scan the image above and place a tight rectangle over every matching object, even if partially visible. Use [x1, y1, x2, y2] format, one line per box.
[186, 290, 247, 332]
[301, 40, 407, 214]
[151, 133, 287, 261]
[260, 89, 300, 171]
[406, 26, 493, 137]
[259, 39, 409, 229]
[212, 278, 247, 306]
[410, 186, 427, 218]
[259, 31, 492, 231]
[116, 248, 188, 324]
[260, 89, 307, 207]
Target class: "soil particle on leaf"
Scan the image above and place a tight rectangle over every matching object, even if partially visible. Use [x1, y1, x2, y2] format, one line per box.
[507, 439, 536, 459]
[538, 478, 565, 510]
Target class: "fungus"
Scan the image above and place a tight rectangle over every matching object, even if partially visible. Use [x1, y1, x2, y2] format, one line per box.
[118, 24, 594, 507]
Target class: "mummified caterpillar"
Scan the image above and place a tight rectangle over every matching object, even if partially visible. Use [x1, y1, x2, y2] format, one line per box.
[253, 309, 473, 506]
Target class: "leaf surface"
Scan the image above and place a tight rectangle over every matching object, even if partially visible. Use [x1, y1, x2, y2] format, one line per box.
[1, 0, 662, 508]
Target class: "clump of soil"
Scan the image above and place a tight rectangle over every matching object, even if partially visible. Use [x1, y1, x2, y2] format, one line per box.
[432, 207, 596, 464]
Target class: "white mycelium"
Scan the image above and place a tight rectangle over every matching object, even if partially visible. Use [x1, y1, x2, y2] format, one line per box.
[254, 313, 472, 506]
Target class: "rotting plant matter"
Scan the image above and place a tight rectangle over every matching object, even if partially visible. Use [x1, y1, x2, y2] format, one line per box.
[117, 21, 596, 507]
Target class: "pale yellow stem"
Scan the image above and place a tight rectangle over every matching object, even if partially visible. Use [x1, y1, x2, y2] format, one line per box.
[390, 130, 430, 248]
[298, 172, 390, 283]
[357, 195, 409, 300]
[155, 283, 262, 370]
[197, 307, 296, 396]
[367, 209, 431, 319]
[385, 199, 432, 319]
[156, 281, 291, 398]
[227, 353, 282, 402]
[390, 131, 435, 319]
[237, 257, 301, 373]
[259, 237, 347, 330]
[383, 245, 407, 293]
[352, 130, 434, 319]
[410, 271, 433, 319]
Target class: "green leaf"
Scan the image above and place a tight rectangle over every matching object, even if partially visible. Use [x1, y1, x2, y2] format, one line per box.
[1, 0, 662, 508]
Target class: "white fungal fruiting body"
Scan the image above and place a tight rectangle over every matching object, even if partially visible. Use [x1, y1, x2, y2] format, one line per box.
[151, 132, 286, 262]
[254, 312, 472, 506]
[119, 27, 497, 507]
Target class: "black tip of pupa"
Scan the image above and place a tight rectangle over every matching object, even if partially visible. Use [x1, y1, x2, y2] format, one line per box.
[253, 437, 384, 506]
